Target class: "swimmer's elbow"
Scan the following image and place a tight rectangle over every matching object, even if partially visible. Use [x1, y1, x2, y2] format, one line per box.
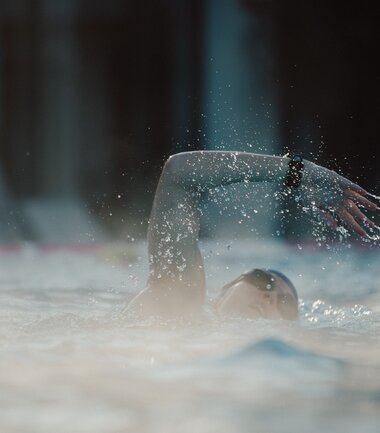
[163, 151, 205, 187]
[163, 153, 189, 181]
[165, 152, 188, 168]
[162, 155, 179, 182]
[164, 154, 180, 171]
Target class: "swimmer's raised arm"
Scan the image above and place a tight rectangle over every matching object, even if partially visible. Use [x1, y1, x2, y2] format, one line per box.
[133, 151, 296, 317]
[157, 150, 375, 238]
[126, 151, 377, 317]
[166, 151, 290, 188]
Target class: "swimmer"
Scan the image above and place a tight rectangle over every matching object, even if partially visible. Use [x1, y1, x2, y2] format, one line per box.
[125, 151, 377, 320]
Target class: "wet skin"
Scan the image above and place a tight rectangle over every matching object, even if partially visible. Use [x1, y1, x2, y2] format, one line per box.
[125, 151, 378, 319]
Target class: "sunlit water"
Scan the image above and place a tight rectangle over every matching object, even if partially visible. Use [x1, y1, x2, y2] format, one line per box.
[1, 240, 380, 433]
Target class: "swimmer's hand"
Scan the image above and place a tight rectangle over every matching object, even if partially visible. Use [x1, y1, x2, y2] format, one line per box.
[299, 161, 378, 237]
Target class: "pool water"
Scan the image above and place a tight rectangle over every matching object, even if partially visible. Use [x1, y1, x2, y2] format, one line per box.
[1, 240, 380, 433]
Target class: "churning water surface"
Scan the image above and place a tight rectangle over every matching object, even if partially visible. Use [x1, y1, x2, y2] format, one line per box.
[1, 240, 380, 433]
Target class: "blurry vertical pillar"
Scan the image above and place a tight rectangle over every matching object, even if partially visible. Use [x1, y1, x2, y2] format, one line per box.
[38, 0, 80, 197]
[24, 0, 105, 242]
[0, 1, 40, 195]
[0, 1, 41, 239]
[170, 0, 204, 152]
[201, 0, 280, 239]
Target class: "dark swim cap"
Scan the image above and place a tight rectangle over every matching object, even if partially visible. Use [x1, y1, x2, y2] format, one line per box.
[267, 269, 298, 301]
[267, 269, 298, 320]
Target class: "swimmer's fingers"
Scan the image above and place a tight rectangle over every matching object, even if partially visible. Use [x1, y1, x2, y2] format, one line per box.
[338, 176, 368, 196]
[344, 199, 376, 228]
[343, 189, 378, 211]
[336, 207, 368, 237]
[316, 208, 338, 230]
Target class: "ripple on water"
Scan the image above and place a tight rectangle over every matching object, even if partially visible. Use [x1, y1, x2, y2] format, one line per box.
[1, 243, 380, 433]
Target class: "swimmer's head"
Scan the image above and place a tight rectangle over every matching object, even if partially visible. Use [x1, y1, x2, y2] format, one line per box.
[215, 268, 298, 320]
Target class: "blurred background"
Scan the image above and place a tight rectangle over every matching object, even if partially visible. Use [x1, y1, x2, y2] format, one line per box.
[0, 0, 379, 244]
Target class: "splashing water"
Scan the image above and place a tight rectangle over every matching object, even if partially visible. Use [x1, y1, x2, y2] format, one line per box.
[0, 242, 380, 433]
[367, 192, 380, 202]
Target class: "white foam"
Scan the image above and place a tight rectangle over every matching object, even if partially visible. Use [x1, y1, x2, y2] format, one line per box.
[1, 242, 380, 433]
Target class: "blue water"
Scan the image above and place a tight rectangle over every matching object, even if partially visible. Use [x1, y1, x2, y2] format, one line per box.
[0, 240, 379, 433]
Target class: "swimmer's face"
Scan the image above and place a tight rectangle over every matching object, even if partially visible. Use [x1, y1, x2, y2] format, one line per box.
[216, 269, 298, 320]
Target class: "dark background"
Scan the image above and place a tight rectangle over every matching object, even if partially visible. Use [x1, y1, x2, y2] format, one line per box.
[0, 0, 379, 243]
